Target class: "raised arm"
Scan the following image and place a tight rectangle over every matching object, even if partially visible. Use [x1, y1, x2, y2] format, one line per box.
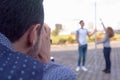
[100, 19, 106, 31]
[101, 22, 106, 31]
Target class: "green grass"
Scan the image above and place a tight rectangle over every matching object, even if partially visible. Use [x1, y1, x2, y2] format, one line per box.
[51, 34, 75, 44]
[51, 34, 120, 45]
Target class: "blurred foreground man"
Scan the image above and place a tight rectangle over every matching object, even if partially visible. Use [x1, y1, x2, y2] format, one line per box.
[0, 0, 76, 80]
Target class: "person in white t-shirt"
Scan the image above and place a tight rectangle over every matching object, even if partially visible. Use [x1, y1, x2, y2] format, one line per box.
[76, 20, 96, 72]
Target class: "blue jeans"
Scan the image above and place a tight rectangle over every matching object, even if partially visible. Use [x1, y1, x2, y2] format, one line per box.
[77, 44, 87, 66]
[103, 47, 111, 71]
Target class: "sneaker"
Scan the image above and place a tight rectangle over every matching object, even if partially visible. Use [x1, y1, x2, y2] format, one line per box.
[102, 69, 111, 74]
[81, 66, 88, 71]
[76, 66, 80, 72]
[105, 70, 111, 73]
[102, 69, 107, 72]
[50, 56, 55, 62]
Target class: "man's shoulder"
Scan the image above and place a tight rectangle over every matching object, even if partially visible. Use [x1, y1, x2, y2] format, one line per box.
[44, 62, 76, 80]
[76, 28, 88, 34]
[76, 29, 80, 34]
[0, 44, 44, 80]
[0, 43, 43, 65]
[77, 28, 87, 31]
[76, 28, 80, 32]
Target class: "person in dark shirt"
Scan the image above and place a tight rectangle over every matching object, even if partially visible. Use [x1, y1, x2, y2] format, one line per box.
[96, 27, 114, 73]
[0, 0, 44, 80]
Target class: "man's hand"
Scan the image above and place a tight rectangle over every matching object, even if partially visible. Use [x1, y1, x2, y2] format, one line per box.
[36, 23, 51, 63]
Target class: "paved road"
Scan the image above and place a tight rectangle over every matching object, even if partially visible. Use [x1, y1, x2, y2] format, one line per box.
[51, 41, 120, 80]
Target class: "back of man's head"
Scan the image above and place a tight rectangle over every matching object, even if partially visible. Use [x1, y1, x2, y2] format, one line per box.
[0, 0, 44, 42]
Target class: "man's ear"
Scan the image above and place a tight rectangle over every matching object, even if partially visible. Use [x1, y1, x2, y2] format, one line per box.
[27, 24, 40, 47]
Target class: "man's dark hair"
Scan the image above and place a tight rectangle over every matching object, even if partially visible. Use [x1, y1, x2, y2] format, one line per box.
[0, 0, 44, 42]
[79, 20, 83, 24]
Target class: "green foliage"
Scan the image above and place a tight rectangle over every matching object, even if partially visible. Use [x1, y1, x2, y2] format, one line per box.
[58, 38, 67, 44]
[88, 37, 95, 42]
[67, 36, 76, 43]
[111, 34, 120, 40]
[51, 24, 62, 36]
[50, 33, 120, 45]
[51, 29, 59, 36]
[51, 34, 76, 44]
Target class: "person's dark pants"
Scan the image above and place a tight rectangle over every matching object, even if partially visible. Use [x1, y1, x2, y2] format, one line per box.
[77, 44, 87, 66]
[103, 47, 111, 71]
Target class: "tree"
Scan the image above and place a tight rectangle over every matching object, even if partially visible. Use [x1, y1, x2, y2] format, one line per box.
[51, 24, 62, 36]
[51, 28, 59, 36]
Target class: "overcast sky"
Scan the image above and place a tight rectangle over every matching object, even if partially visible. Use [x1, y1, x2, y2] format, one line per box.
[44, 0, 120, 31]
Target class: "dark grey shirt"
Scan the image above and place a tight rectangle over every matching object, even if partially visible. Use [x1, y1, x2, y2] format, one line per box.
[97, 34, 110, 47]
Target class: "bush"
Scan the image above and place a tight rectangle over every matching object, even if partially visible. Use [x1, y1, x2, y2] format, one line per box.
[67, 36, 76, 43]
[96, 34, 103, 40]
[88, 37, 95, 42]
[51, 29, 59, 36]
[58, 38, 67, 44]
